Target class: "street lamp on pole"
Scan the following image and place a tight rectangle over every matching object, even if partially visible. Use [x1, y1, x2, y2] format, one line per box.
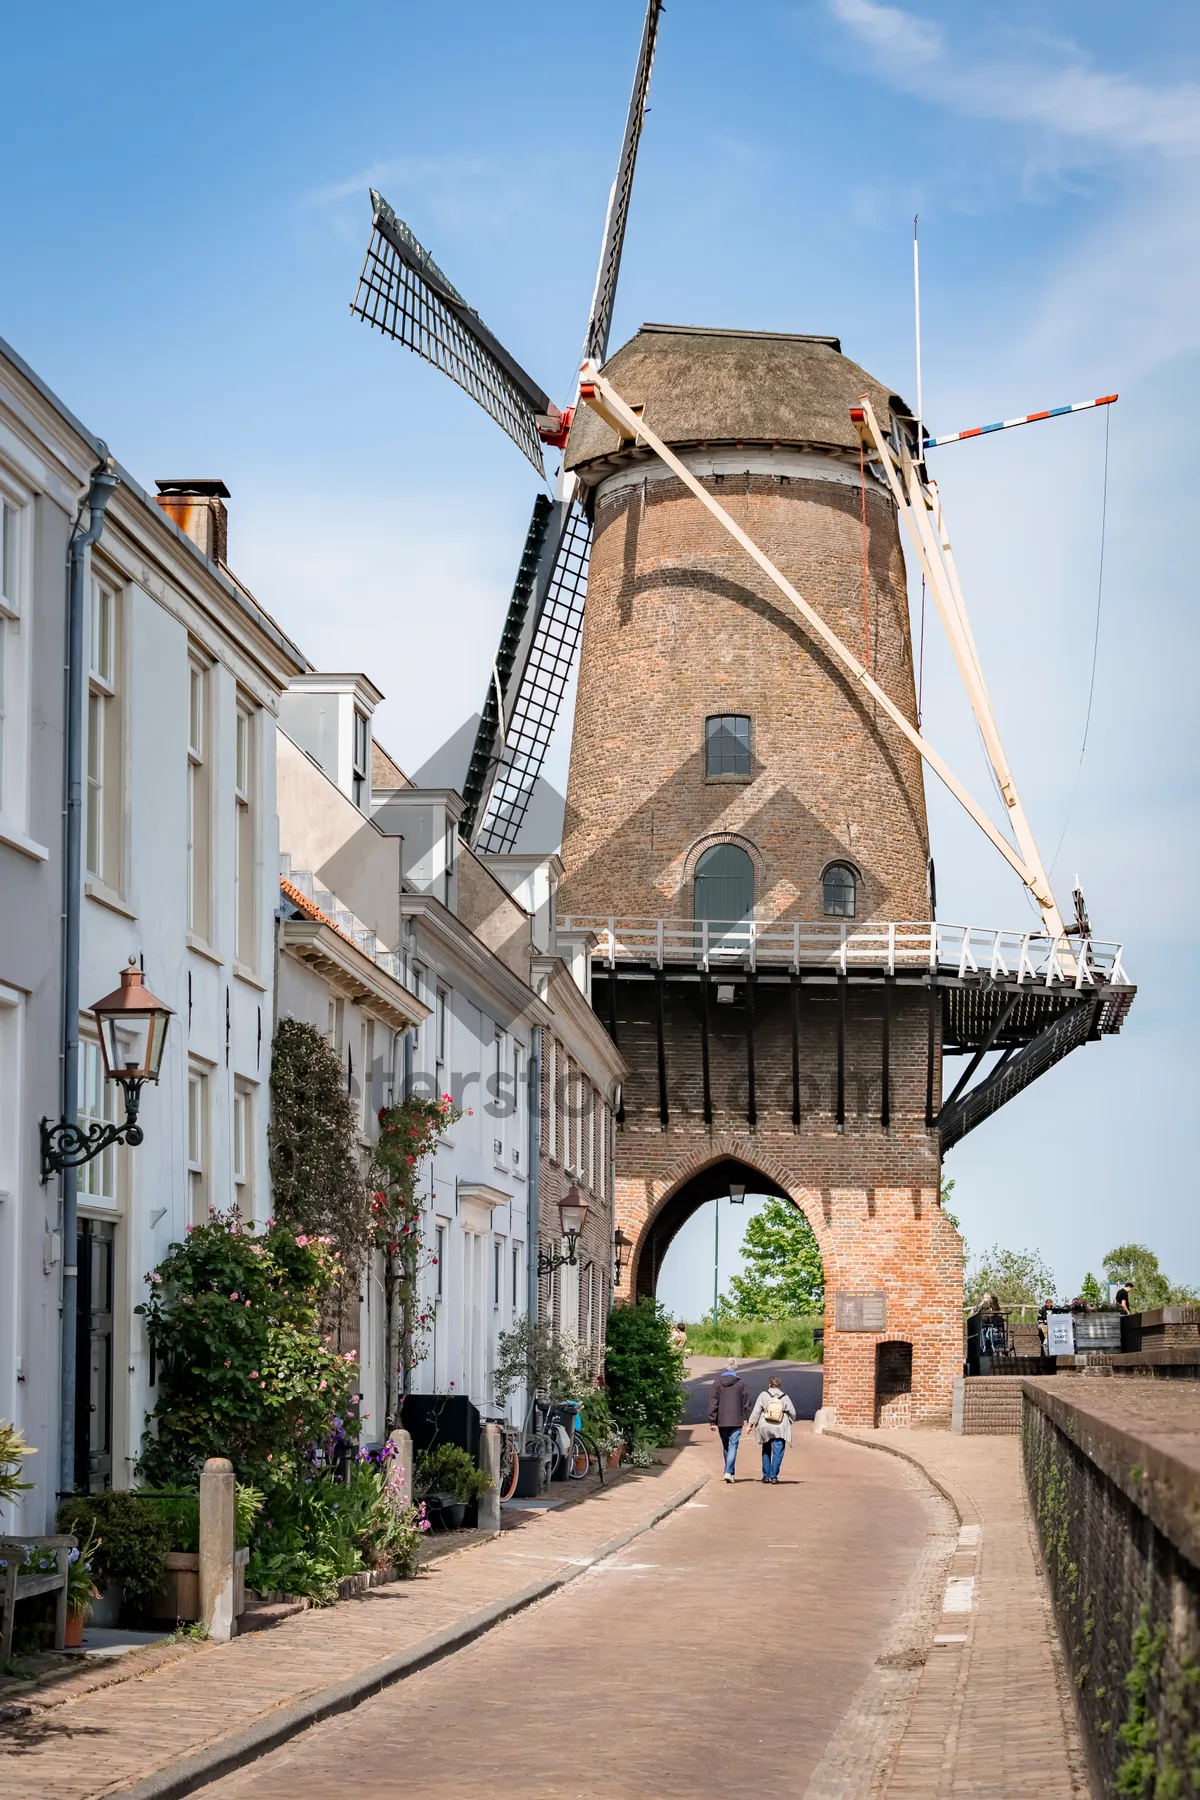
[713, 1181, 747, 1322]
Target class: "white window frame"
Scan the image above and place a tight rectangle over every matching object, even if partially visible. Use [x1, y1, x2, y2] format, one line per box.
[511, 1241, 522, 1311]
[233, 1083, 254, 1222]
[352, 708, 369, 810]
[0, 486, 32, 833]
[86, 575, 118, 886]
[187, 1065, 210, 1225]
[511, 1041, 523, 1174]
[435, 984, 448, 1099]
[234, 702, 254, 965]
[492, 1027, 506, 1166]
[187, 656, 212, 940]
[493, 1237, 502, 1311]
[78, 1038, 118, 1205]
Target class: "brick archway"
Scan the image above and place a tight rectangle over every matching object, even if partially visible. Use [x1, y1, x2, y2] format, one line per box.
[622, 1135, 839, 1305]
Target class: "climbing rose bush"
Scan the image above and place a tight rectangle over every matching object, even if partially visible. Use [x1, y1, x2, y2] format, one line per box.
[137, 1210, 358, 1492]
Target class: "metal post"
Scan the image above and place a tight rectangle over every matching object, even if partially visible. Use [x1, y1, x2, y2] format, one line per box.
[836, 975, 847, 1130]
[60, 460, 118, 1498]
[655, 968, 669, 1127]
[713, 1196, 720, 1323]
[881, 976, 892, 1129]
[745, 972, 757, 1129]
[790, 972, 801, 1129]
[700, 969, 713, 1126]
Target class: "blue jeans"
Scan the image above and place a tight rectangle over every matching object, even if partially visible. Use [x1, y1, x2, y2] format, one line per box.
[762, 1436, 785, 1481]
[718, 1425, 742, 1476]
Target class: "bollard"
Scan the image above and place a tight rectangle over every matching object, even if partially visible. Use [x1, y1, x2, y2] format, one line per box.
[199, 1457, 237, 1642]
[387, 1427, 414, 1515]
[812, 1406, 837, 1435]
[477, 1425, 501, 1533]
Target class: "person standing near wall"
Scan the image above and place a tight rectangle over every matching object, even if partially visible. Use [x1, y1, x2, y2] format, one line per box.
[748, 1375, 796, 1484]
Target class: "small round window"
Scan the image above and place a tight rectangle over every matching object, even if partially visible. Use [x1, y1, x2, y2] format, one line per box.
[823, 862, 858, 919]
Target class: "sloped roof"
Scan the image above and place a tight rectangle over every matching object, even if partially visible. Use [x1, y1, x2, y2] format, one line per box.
[564, 324, 907, 474]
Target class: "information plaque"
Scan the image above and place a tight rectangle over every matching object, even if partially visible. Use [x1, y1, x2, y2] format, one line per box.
[834, 1291, 887, 1332]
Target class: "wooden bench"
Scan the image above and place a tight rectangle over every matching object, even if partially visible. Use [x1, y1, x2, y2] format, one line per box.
[0, 1534, 77, 1663]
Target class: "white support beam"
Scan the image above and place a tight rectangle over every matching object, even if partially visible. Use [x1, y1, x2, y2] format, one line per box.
[577, 362, 1041, 900]
[855, 398, 1066, 940]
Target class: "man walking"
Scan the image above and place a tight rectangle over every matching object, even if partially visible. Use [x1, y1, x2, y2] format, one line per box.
[708, 1358, 750, 1483]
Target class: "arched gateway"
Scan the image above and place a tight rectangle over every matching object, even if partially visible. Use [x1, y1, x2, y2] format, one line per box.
[556, 325, 965, 1428]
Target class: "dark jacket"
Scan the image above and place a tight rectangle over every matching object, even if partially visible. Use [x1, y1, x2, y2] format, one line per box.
[708, 1371, 751, 1427]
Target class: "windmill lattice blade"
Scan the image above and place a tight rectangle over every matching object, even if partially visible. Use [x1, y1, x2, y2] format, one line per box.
[474, 504, 592, 854]
[352, 191, 550, 475]
[583, 0, 663, 366]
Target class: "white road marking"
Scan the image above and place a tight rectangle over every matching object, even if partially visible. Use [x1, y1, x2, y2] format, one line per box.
[957, 1525, 981, 1548]
[942, 1576, 976, 1613]
[934, 1633, 968, 1645]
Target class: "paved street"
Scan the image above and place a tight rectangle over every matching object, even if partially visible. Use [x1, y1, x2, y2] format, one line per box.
[211, 1417, 928, 1800]
[683, 1354, 825, 1422]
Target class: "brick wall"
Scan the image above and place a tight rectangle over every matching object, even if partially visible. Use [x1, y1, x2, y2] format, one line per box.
[1022, 1379, 1200, 1798]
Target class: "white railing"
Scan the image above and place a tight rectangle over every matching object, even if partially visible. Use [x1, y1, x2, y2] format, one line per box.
[557, 916, 1130, 990]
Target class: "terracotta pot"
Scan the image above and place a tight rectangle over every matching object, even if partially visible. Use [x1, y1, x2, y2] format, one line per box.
[606, 1446, 624, 1470]
[64, 1609, 86, 1648]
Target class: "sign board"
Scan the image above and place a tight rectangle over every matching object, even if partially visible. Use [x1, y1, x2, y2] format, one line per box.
[1045, 1312, 1075, 1357]
[834, 1291, 887, 1332]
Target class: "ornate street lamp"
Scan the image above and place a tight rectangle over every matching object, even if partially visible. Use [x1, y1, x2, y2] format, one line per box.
[538, 1187, 590, 1275]
[728, 1182, 746, 1203]
[41, 958, 172, 1179]
[613, 1227, 633, 1285]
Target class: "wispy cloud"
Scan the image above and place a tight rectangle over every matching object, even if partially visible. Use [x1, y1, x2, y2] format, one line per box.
[830, 0, 1200, 164]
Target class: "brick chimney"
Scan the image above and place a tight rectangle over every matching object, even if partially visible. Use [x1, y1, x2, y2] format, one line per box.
[154, 479, 230, 564]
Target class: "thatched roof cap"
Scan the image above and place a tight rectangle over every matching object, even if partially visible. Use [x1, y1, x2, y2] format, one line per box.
[564, 324, 908, 475]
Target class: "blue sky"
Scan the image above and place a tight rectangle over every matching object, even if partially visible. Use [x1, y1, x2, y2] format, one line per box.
[5, 2, 1197, 1307]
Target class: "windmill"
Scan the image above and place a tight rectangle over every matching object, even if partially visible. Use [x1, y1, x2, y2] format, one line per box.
[351, 0, 663, 854]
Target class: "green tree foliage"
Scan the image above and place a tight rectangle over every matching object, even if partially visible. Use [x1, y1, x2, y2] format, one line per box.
[721, 1198, 824, 1320]
[55, 1490, 173, 1607]
[940, 1176, 962, 1234]
[268, 1017, 371, 1271]
[1079, 1271, 1107, 1307]
[493, 1316, 587, 1406]
[137, 1212, 357, 1491]
[604, 1299, 685, 1448]
[964, 1243, 1056, 1309]
[1101, 1243, 1198, 1308]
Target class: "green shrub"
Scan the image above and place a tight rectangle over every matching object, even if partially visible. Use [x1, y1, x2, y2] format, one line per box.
[604, 1300, 685, 1449]
[415, 1444, 492, 1504]
[138, 1484, 263, 1552]
[246, 1456, 426, 1601]
[0, 1421, 33, 1508]
[136, 1211, 357, 1492]
[56, 1491, 173, 1607]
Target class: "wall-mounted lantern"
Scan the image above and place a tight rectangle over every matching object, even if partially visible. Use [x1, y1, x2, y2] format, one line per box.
[41, 958, 172, 1180]
[538, 1187, 589, 1275]
[613, 1227, 633, 1284]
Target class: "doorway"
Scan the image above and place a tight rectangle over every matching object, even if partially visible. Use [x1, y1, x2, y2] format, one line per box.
[75, 1219, 115, 1492]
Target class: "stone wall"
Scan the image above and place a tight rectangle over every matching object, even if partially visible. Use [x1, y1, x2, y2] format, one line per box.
[1022, 1378, 1200, 1797]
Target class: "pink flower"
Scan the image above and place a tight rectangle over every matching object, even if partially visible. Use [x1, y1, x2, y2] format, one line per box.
[295, 1234, 309, 1248]
[345, 1350, 358, 1363]
[224, 1360, 231, 1368]
[249, 1371, 259, 1379]
[319, 1379, 327, 1391]
[260, 1381, 266, 1388]
[266, 1453, 273, 1462]
[230, 1292, 239, 1300]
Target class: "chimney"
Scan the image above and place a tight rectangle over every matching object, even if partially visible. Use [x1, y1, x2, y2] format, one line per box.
[154, 479, 230, 564]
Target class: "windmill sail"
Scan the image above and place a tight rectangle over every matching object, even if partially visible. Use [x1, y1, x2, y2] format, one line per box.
[351, 191, 554, 474]
[465, 0, 662, 849]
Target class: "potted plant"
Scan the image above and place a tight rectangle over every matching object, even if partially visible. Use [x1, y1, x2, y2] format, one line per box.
[415, 1445, 492, 1530]
[64, 1531, 101, 1647]
[56, 1491, 172, 1624]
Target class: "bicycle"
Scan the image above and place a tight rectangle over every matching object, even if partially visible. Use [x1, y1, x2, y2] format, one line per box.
[479, 1413, 522, 1502]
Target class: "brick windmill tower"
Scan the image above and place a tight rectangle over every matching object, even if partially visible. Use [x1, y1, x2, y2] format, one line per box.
[553, 326, 1133, 1428]
[348, 4, 1133, 1427]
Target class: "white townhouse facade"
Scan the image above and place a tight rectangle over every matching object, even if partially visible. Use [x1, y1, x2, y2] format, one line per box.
[275, 699, 553, 1431]
[0, 337, 305, 1529]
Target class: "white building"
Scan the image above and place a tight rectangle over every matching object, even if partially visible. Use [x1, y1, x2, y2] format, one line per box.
[0, 336, 306, 1528]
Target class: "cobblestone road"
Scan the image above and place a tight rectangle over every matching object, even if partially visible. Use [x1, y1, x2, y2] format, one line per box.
[211, 1425, 928, 1800]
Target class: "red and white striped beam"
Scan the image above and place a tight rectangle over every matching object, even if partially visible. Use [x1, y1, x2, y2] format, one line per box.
[924, 393, 1117, 449]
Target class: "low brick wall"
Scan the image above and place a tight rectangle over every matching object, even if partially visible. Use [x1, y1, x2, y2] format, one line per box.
[1021, 1378, 1200, 1798]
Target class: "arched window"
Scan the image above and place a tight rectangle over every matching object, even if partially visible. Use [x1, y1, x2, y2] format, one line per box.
[704, 714, 751, 778]
[823, 861, 858, 919]
[694, 843, 754, 927]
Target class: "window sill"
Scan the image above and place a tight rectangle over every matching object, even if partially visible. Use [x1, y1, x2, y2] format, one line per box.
[0, 819, 49, 861]
[234, 962, 268, 992]
[186, 933, 224, 966]
[703, 773, 753, 785]
[85, 878, 137, 920]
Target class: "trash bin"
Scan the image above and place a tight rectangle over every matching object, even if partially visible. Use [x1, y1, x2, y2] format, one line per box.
[515, 1453, 548, 1499]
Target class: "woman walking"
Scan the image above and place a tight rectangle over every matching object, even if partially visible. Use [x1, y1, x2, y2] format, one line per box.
[748, 1374, 797, 1483]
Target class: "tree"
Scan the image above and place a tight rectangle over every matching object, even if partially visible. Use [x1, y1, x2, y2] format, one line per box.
[964, 1244, 1055, 1310]
[268, 1018, 371, 1272]
[604, 1299, 685, 1447]
[1102, 1243, 1198, 1308]
[1080, 1272, 1107, 1307]
[722, 1198, 824, 1320]
[940, 1176, 961, 1234]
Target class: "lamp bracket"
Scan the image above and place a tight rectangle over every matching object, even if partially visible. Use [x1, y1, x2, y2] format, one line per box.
[40, 1079, 145, 1182]
[538, 1231, 580, 1276]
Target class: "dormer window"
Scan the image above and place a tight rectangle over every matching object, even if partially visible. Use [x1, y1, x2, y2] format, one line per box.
[705, 714, 751, 778]
[823, 861, 858, 919]
[352, 709, 369, 808]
